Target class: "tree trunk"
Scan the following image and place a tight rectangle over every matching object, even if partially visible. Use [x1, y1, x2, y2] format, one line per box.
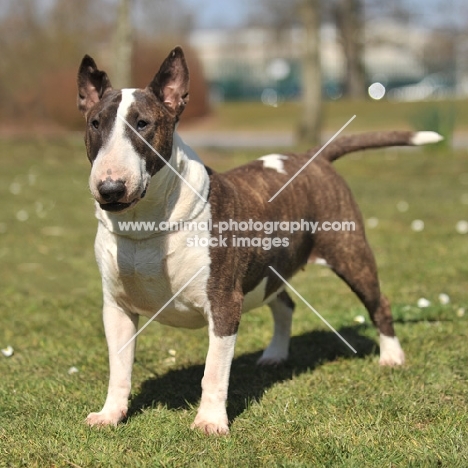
[112, 0, 133, 89]
[298, 0, 322, 146]
[335, 0, 366, 100]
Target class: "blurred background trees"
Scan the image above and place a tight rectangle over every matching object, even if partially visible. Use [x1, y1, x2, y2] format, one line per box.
[0, 0, 112, 129]
[298, 0, 323, 145]
[334, 0, 366, 100]
[0, 0, 208, 131]
[112, 0, 133, 89]
[0, 0, 465, 135]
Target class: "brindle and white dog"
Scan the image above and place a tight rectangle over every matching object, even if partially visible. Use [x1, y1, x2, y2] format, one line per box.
[77, 47, 441, 434]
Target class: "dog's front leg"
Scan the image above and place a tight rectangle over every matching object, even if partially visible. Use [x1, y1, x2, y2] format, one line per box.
[86, 304, 139, 426]
[192, 291, 243, 434]
[191, 319, 238, 435]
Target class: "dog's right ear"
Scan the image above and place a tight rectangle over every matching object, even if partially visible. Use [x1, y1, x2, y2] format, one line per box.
[77, 55, 112, 115]
[148, 47, 189, 118]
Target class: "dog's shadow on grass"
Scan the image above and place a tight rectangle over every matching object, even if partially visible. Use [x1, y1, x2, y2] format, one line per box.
[127, 325, 376, 423]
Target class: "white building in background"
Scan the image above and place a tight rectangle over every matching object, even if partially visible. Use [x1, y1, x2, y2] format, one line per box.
[188, 20, 461, 100]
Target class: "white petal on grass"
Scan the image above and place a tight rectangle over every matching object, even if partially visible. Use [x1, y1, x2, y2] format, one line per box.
[354, 315, 366, 324]
[455, 220, 468, 234]
[366, 217, 379, 229]
[16, 210, 29, 222]
[35, 201, 44, 214]
[396, 201, 409, 212]
[411, 219, 424, 232]
[456, 307, 465, 317]
[68, 366, 79, 375]
[459, 173, 468, 185]
[41, 226, 64, 237]
[9, 182, 21, 195]
[368, 82, 386, 100]
[438, 293, 450, 305]
[1, 346, 14, 357]
[168, 349, 176, 356]
[17, 263, 41, 272]
[417, 297, 431, 308]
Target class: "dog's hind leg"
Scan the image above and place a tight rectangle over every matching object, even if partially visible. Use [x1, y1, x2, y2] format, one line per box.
[257, 291, 295, 365]
[319, 236, 405, 366]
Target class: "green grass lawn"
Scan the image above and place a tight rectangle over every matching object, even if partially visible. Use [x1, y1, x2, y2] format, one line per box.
[184, 98, 468, 136]
[1, 109, 468, 466]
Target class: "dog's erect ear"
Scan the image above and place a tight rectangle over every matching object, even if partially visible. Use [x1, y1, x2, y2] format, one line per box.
[77, 55, 112, 115]
[149, 47, 189, 117]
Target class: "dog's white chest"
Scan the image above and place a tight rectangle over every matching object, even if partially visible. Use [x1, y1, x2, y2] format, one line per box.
[95, 223, 211, 329]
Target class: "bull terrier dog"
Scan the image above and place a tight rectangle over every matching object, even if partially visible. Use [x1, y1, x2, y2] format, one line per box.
[77, 47, 442, 434]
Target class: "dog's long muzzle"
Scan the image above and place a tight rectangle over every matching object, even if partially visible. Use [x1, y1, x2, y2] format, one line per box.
[96, 179, 148, 212]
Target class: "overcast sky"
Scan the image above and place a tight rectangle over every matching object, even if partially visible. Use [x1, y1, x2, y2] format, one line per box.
[182, 0, 249, 28]
[185, 0, 467, 29]
[1, 0, 466, 30]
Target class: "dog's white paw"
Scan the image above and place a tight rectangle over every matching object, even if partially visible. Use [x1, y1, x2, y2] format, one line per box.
[85, 409, 126, 427]
[257, 346, 288, 366]
[191, 410, 229, 435]
[379, 351, 405, 366]
[379, 335, 405, 366]
[257, 354, 287, 366]
[191, 418, 229, 435]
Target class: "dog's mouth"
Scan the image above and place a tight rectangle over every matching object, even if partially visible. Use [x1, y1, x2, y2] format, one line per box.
[99, 183, 149, 213]
[100, 201, 134, 212]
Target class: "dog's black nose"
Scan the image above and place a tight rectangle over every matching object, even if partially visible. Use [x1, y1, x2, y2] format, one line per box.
[98, 179, 126, 203]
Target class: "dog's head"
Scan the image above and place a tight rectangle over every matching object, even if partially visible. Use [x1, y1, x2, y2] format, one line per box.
[77, 47, 189, 213]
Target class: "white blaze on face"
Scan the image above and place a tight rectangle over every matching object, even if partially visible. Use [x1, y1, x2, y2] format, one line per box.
[258, 154, 288, 175]
[90, 89, 150, 204]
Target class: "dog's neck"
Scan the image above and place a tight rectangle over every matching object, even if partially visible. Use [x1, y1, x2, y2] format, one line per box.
[95, 132, 210, 239]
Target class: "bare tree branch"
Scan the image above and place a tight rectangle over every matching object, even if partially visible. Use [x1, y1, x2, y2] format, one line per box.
[298, 0, 322, 145]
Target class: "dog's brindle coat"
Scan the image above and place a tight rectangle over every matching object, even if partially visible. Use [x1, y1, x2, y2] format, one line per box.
[77, 47, 441, 434]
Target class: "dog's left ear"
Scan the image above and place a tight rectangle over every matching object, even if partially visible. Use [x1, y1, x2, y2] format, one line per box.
[149, 46, 189, 117]
[77, 55, 112, 115]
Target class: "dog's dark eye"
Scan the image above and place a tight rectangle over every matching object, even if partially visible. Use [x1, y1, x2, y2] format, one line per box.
[137, 120, 148, 131]
[91, 119, 99, 129]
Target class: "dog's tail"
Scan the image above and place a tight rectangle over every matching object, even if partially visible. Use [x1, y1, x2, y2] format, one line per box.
[312, 131, 443, 163]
